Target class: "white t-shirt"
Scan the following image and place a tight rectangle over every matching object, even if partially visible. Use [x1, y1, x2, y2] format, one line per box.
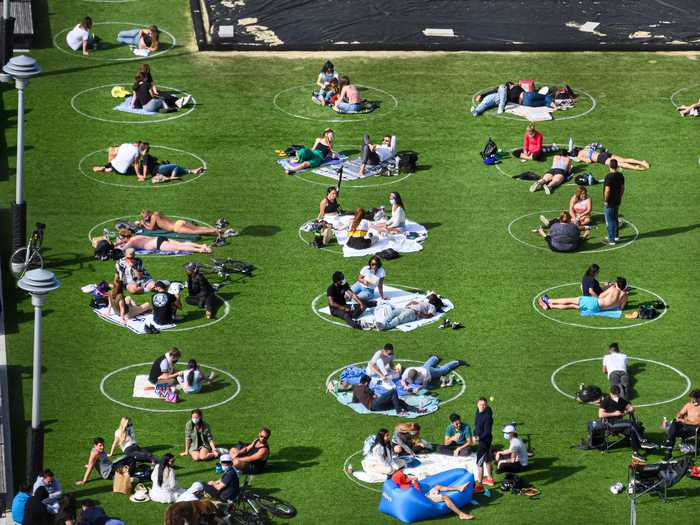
[509, 437, 528, 466]
[375, 144, 394, 162]
[160, 354, 175, 374]
[359, 265, 385, 289]
[408, 300, 436, 317]
[111, 143, 140, 174]
[114, 427, 136, 452]
[66, 24, 90, 51]
[387, 206, 406, 229]
[368, 350, 393, 377]
[402, 366, 430, 385]
[603, 352, 628, 377]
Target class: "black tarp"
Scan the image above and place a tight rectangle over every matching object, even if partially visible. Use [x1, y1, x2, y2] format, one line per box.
[193, 0, 700, 51]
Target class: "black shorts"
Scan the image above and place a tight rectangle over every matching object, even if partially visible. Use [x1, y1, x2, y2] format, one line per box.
[476, 442, 492, 465]
[597, 151, 610, 165]
[156, 236, 167, 249]
[549, 168, 568, 177]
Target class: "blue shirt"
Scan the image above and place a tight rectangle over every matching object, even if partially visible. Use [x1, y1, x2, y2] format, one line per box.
[445, 422, 472, 445]
[11, 491, 30, 523]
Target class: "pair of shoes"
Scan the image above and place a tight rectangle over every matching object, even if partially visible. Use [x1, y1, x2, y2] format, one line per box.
[207, 371, 216, 382]
[539, 215, 550, 227]
[374, 321, 385, 331]
[144, 323, 160, 334]
[614, 236, 620, 241]
[543, 184, 551, 195]
[175, 94, 193, 108]
[223, 228, 239, 238]
[603, 238, 616, 246]
[212, 237, 226, 247]
[469, 105, 477, 116]
[632, 452, 646, 463]
[451, 321, 464, 330]
[439, 319, 451, 329]
[640, 439, 658, 450]
[482, 477, 495, 487]
[215, 218, 229, 229]
[529, 181, 542, 193]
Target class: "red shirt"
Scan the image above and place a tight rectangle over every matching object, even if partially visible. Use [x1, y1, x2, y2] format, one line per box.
[523, 131, 543, 155]
[391, 471, 421, 490]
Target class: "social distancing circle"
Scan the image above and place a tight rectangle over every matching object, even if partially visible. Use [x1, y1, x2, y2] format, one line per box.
[273, 84, 399, 123]
[508, 210, 639, 253]
[87, 215, 215, 257]
[71, 84, 196, 124]
[670, 85, 699, 109]
[79, 145, 207, 189]
[550, 357, 691, 408]
[532, 282, 668, 330]
[53, 22, 175, 61]
[343, 449, 382, 493]
[469, 84, 596, 121]
[100, 362, 241, 413]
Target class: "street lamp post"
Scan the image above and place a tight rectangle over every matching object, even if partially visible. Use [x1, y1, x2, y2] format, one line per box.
[17, 268, 60, 483]
[3, 55, 41, 250]
[0, 0, 14, 80]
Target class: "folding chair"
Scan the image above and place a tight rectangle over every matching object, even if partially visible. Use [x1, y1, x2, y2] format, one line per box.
[602, 418, 630, 453]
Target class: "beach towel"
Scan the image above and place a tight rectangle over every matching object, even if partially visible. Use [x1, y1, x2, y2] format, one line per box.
[504, 102, 553, 121]
[337, 366, 429, 397]
[334, 221, 428, 258]
[133, 248, 192, 256]
[353, 453, 477, 483]
[277, 153, 347, 174]
[135, 229, 201, 241]
[132, 374, 159, 399]
[94, 306, 176, 334]
[314, 155, 391, 181]
[113, 97, 159, 115]
[579, 308, 623, 318]
[317, 285, 454, 332]
[336, 391, 438, 418]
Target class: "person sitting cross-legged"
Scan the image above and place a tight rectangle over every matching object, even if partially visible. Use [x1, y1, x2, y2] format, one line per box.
[181, 409, 220, 461]
[535, 211, 588, 253]
[598, 385, 655, 462]
[391, 469, 474, 521]
[662, 389, 700, 461]
[438, 413, 474, 457]
[184, 262, 219, 319]
[352, 375, 422, 417]
[229, 427, 272, 474]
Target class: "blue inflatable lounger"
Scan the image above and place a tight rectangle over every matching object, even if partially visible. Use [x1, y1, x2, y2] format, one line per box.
[379, 468, 475, 523]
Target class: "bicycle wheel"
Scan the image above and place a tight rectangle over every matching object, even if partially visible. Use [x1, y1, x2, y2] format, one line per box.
[226, 509, 268, 525]
[9, 247, 43, 278]
[249, 493, 297, 518]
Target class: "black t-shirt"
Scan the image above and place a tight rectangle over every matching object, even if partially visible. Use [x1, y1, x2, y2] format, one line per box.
[327, 282, 349, 308]
[581, 275, 603, 296]
[604, 171, 625, 207]
[219, 468, 240, 501]
[600, 395, 629, 417]
[508, 85, 524, 103]
[133, 81, 154, 108]
[474, 407, 493, 445]
[152, 291, 176, 325]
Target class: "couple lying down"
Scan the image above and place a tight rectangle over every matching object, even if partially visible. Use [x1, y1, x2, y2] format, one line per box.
[539, 277, 640, 318]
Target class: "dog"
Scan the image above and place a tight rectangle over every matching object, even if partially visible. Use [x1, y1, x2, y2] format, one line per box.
[163, 499, 226, 525]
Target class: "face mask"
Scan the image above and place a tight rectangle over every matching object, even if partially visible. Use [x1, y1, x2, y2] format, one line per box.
[389, 198, 396, 205]
[192, 418, 200, 424]
[340, 279, 347, 285]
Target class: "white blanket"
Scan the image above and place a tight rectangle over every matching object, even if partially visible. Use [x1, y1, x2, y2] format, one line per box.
[505, 102, 553, 121]
[94, 306, 176, 334]
[334, 220, 428, 257]
[318, 285, 453, 332]
[353, 453, 477, 483]
[132, 374, 159, 399]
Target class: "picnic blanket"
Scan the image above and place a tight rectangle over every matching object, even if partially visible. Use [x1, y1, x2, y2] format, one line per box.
[336, 390, 438, 418]
[317, 285, 454, 332]
[335, 220, 428, 257]
[314, 155, 391, 181]
[580, 308, 623, 319]
[338, 366, 428, 397]
[504, 102, 553, 121]
[353, 453, 477, 484]
[114, 97, 159, 115]
[94, 306, 176, 334]
[133, 248, 192, 256]
[133, 374, 159, 399]
[136, 229, 201, 241]
[277, 153, 348, 174]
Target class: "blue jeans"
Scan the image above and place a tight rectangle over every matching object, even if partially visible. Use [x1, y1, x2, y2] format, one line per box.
[158, 163, 186, 177]
[117, 29, 141, 45]
[522, 92, 553, 107]
[351, 282, 376, 302]
[474, 84, 507, 115]
[423, 355, 461, 380]
[142, 98, 163, 112]
[604, 205, 619, 241]
[336, 101, 363, 112]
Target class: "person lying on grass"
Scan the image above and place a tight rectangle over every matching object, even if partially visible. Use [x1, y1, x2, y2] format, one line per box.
[539, 276, 640, 318]
[535, 211, 589, 253]
[575, 144, 649, 171]
[115, 228, 213, 253]
[374, 293, 445, 331]
[529, 149, 573, 194]
[358, 134, 397, 177]
[182, 409, 221, 461]
[116, 25, 160, 52]
[677, 98, 700, 117]
[352, 374, 425, 417]
[372, 192, 407, 234]
[400, 355, 467, 393]
[285, 128, 336, 175]
[75, 437, 135, 486]
[229, 427, 272, 474]
[108, 276, 152, 323]
[134, 142, 205, 183]
[138, 210, 237, 240]
[391, 469, 474, 520]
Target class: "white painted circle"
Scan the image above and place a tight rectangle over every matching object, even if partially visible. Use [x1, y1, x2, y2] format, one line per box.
[79, 145, 207, 189]
[100, 362, 241, 413]
[273, 84, 399, 123]
[469, 85, 596, 121]
[312, 283, 448, 330]
[507, 210, 639, 253]
[83, 0, 135, 3]
[532, 283, 668, 330]
[297, 222, 342, 255]
[295, 169, 413, 189]
[550, 357, 691, 408]
[670, 85, 699, 109]
[53, 22, 176, 61]
[343, 449, 382, 493]
[325, 359, 466, 406]
[87, 215, 214, 258]
[70, 83, 196, 124]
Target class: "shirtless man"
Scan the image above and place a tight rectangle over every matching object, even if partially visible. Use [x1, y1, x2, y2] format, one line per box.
[539, 277, 635, 317]
[138, 210, 237, 239]
[335, 76, 363, 113]
[576, 145, 649, 171]
[116, 230, 212, 253]
[663, 389, 700, 460]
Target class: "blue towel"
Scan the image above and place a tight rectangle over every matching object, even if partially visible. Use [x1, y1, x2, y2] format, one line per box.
[339, 366, 426, 397]
[276, 153, 347, 173]
[113, 97, 159, 115]
[336, 391, 438, 418]
[580, 309, 623, 318]
[134, 249, 191, 256]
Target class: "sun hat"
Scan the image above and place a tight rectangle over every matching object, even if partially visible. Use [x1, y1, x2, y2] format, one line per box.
[129, 483, 150, 503]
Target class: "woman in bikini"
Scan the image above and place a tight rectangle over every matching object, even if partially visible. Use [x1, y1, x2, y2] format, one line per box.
[569, 185, 592, 228]
[285, 128, 336, 174]
[576, 144, 649, 171]
[116, 229, 212, 253]
[138, 210, 236, 238]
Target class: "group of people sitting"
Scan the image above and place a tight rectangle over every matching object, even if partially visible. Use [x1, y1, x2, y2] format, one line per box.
[120, 64, 192, 113]
[313, 61, 370, 113]
[66, 17, 160, 57]
[92, 141, 205, 183]
[534, 185, 592, 252]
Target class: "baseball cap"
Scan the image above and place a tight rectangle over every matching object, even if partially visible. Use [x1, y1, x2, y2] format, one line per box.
[220, 454, 232, 463]
[503, 424, 516, 434]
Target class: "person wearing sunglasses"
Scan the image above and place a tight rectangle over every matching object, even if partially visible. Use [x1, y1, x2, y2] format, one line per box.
[229, 428, 272, 474]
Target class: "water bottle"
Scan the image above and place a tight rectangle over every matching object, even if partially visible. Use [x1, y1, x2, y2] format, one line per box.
[346, 464, 353, 474]
[215, 463, 223, 474]
[568, 137, 574, 153]
[661, 416, 668, 430]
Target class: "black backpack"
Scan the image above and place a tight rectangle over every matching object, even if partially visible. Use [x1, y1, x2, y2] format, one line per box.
[94, 240, 114, 260]
[576, 384, 603, 404]
[639, 305, 658, 319]
[574, 173, 598, 186]
[481, 137, 498, 160]
[376, 249, 400, 260]
[500, 474, 524, 493]
[398, 152, 418, 173]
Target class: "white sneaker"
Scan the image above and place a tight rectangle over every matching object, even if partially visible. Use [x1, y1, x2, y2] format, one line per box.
[223, 228, 239, 238]
[529, 181, 541, 192]
[539, 215, 550, 227]
[178, 94, 192, 108]
[207, 371, 216, 382]
[543, 184, 551, 195]
[470, 105, 477, 116]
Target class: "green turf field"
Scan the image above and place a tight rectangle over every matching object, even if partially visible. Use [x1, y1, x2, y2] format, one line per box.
[1, 2, 699, 524]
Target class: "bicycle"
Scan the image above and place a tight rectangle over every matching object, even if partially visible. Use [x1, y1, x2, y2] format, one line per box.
[197, 257, 254, 280]
[222, 476, 297, 525]
[10, 222, 45, 279]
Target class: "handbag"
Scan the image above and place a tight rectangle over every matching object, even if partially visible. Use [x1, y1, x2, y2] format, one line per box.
[112, 466, 133, 495]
